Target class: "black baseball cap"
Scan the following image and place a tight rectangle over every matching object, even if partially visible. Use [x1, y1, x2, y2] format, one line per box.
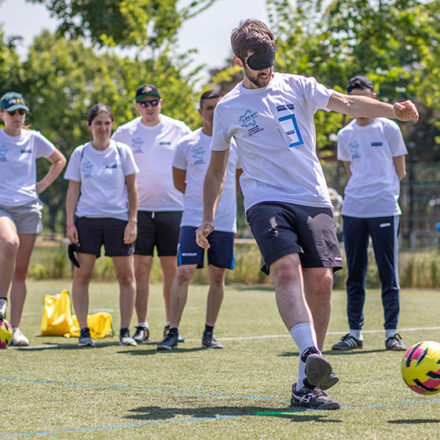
[135, 84, 160, 102]
[346, 76, 374, 93]
[0, 92, 29, 111]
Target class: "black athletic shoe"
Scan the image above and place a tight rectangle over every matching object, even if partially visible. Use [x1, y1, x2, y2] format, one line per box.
[202, 332, 224, 349]
[386, 333, 407, 351]
[331, 333, 363, 351]
[301, 347, 339, 390]
[157, 331, 178, 350]
[164, 324, 185, 343]
[290, 383, 340, 410]
[78, 327, 95, 347]
[133, 326, 150, 344]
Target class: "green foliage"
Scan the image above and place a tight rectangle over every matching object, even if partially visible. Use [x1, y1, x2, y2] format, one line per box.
[26, 0, 218, 49]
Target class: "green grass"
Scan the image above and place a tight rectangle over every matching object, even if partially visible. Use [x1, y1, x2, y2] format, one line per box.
[2, 280, 440, 439]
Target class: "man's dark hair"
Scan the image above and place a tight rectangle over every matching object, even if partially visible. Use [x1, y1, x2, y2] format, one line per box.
[199, 90, 221, 109]
[231, 19, 275, 60]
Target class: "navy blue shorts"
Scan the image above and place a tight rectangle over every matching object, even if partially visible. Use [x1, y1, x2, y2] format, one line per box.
[135, 210, 182, 256]
[177, 226, 235, 269]
[246, 202, 342, 274]
[75, 217, 134, 257]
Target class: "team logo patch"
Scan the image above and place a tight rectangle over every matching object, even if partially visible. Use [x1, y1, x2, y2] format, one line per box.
[349, 140, 360, 159]
[239, 109, 264, 136]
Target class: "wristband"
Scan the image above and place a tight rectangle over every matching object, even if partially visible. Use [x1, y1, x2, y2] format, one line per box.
[65, 223, 75, 231]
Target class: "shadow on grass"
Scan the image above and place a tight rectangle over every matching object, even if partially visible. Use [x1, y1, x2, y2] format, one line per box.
[389, 419, 440, 424]
[9, 341, 119, 351]
[118, 347, 206, 356]
[124, 405, 343, 422]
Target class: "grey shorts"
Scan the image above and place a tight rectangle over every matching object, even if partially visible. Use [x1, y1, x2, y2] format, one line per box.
[246, 201, 343, 274]
[0, 199, 43, 234]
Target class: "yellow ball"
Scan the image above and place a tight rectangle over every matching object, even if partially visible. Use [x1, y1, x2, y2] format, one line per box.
[0, 320, 13, 348]
[401, 341, 440, 395]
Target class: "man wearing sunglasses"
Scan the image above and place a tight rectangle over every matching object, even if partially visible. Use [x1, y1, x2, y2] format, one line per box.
[195, 19, 418, 410]
[113, 84, 191, 344]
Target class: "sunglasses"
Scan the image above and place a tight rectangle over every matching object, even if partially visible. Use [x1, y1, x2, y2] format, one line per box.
[139, 99, 159, 108]
[7, 109, 27, 116]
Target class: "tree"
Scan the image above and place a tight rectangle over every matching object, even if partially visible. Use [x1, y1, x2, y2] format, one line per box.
[26, 0, 218, 50]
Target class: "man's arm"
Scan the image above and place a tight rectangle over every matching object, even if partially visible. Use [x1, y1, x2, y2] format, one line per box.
[328, 91, 419, 122]
[342, 161, 352, 178]
[172, 167, 186, 193]
[195, 149, 230, 249]
[393, 155, 406, 181]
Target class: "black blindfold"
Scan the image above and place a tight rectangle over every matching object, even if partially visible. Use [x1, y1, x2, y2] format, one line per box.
[245, 50, 276, 70]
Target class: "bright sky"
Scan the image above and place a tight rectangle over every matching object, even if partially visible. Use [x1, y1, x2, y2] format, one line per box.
[0, 0, 269, 73]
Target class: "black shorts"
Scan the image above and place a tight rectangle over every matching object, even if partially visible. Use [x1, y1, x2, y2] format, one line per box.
[246, 202, 342, 274]
[75, 217, 134, 257]
[135, 210, 182, 256]
[177, 226, 235, 269]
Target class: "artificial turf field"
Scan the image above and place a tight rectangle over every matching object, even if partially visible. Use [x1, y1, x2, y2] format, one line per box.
[1, 280, 440, 439]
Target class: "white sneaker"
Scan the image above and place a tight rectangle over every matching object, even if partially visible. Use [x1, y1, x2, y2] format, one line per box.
[0, 298, 7, 320]
[10, 327, 29, 346]
[119, 328, 137, 346]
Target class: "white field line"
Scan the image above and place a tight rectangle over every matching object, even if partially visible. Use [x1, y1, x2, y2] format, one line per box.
[10, 326, 440, 349]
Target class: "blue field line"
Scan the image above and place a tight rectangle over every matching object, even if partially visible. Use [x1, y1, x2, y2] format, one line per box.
[0, 376, 288, 402]
[0, 415, 245, 438]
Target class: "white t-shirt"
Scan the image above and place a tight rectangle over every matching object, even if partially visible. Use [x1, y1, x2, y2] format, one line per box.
[64, 141, 139, 221]
[0, 129, 56, 207]
[337, 118, 407, 217]
[112, 115, 191, 211]
[210, 72, 334, 212]
[172, 128, 241, 233]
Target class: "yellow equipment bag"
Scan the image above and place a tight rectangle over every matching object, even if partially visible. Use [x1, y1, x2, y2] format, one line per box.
[41, 289, 74, 337]
[41, 289, 113, 338]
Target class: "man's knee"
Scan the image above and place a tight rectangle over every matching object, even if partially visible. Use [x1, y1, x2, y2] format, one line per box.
[175, 266, 195, 285]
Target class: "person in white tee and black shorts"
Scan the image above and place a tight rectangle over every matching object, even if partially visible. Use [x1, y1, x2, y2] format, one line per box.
[65, 104, 139, 347]
[156, 90, 242, 351]
[0, 91, 66, 346]
[112, 84, 191, 344]
[331, 76, 408, 353]
[195, 20, 418, 410]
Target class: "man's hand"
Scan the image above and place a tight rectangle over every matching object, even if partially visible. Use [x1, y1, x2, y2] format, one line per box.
[195, 222, 215, 249]
[124, 220, 138, 244]
[392, 100, 419, 122]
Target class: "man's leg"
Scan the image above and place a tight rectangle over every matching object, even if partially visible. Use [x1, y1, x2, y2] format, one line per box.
[270, 253, 338, 391]
[134, 254, 153, 324]
[303, 267, 333, 351]
[157, 264, 196, 350]
[159, 256, 178, 323]
[205, 265, 226, 326]
[343, 216, 369, 332]
[369, 216, 406, 350]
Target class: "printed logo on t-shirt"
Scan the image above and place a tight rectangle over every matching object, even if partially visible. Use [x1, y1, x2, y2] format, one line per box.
[349, 140, 360, 159]
[0, 145, 7, 162]
[239, 109, 264, 136]
[105, 163, 118, 169]
[82, 160, 93, 179]
[191, 145, 206, 165]
[160, 141, 171, 145]
[276, 104, 295, 112]
[20, 148, 32, 154]
[371, 142, 383, 147]
[132, 137, 144, 154]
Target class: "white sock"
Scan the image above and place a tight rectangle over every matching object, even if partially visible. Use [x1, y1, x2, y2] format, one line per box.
[349, 329, 362, 340]
[138, 322, 149, 329]
[165, 321, 170, 327]
[385, 329, 397, 340]
[290, 322, 319, 388]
